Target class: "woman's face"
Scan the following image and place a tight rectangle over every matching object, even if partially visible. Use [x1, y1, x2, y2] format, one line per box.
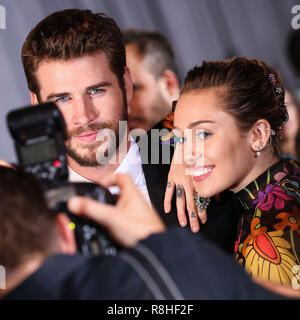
[173, 88, 256, 197]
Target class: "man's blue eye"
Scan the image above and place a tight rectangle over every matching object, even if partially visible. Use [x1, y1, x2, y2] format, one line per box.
[56, 96, 69, 103]
[90, 88, 104, 95]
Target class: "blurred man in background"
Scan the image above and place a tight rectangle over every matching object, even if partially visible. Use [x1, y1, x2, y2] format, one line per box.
[287, 29, 300, 103]
[281, 90, 300, 160]
[123, 29, 180, 136]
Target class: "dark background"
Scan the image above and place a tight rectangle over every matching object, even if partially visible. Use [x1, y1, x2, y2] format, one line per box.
[0, 0, 299, 162]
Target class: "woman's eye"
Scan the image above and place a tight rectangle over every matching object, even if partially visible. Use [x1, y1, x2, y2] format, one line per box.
[196, 130, 211, 140]
[174, 135, 186, 145]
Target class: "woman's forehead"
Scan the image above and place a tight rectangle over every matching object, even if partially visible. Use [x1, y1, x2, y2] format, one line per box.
[174, 89, 230, 128]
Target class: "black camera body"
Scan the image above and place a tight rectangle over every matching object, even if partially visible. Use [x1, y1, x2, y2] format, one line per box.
[7, 102, 119, 256]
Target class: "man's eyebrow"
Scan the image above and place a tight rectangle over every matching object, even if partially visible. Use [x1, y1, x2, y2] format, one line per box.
[46, 92, 69, 100]
[46, 82, 112, 100]
[85, 81, 112, 92]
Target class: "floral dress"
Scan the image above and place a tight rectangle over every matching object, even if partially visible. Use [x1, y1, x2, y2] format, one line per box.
[234, 157, 300, 288]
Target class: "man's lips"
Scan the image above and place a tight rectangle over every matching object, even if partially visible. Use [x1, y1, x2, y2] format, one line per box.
[128, 117, 145, 129]
[74, 131, 98, 143]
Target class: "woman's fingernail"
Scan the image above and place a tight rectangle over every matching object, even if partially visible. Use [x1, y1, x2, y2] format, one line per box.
[192, 227, 199, 233]
[180, 220, 186, 227]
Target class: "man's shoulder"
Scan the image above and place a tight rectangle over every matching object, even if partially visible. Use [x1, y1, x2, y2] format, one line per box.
[4, 254, 86, 299]
[5, 253, 154, 300]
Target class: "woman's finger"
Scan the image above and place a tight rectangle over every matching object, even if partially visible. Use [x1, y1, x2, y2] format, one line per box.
[188, 210, 200, 233]
[164, 179, 175, 213]
[175, 184, 187, 227]
[194, 194, 209, 224]
[197, 207, 207, 224]
[184, 183, 200, 233]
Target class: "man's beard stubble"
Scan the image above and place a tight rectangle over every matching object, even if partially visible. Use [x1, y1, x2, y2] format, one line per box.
[66, 104, 127, 168]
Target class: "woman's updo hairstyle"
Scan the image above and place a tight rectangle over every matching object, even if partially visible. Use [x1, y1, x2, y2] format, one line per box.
[180, 57, 289, 155]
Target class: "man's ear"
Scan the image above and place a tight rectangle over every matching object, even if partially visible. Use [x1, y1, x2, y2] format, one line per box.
[158, 69, 180, 106]
[55, 213, 77, 255]
[30, 91, 39, 105]
[250, 119, 272, 152]
[124, 67, 133, 105]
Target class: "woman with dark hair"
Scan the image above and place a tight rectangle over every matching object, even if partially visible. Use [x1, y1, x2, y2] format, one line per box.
[164, 57, 300, 288]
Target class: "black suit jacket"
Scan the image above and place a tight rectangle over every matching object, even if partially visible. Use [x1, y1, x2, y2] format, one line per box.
[4, 227, 284, 300]
[137, 121, 178, 227]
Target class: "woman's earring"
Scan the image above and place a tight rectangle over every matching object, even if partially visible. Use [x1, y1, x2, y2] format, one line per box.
[266, 129, 275, 147]
[255, 146, 263, 156]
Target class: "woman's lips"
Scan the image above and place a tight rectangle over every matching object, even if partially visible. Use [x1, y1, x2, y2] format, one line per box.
[75, 131, 98, 143]
[186, 166, 215, 182]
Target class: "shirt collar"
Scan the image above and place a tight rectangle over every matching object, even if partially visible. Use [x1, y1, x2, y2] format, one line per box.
[68, 136, 145, 194]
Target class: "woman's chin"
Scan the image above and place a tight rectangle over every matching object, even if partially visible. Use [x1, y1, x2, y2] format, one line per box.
[194, 186, 215, 199]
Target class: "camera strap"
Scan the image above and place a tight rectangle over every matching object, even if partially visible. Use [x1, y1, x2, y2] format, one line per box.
[120, 243, 184, 300]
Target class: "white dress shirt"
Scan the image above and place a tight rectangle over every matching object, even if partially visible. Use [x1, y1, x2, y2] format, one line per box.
[68, 136, 151, 203]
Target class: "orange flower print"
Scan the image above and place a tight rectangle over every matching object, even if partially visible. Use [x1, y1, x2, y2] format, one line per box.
[274, 206, 300, 234]
[162, 112, 174, 130]
[240, 209, 267, 257]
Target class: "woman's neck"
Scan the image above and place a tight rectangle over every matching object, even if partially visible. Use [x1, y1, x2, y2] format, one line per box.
[230, 151, 280, 193]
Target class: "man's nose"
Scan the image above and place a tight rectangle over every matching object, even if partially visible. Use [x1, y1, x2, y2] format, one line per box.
[72, 97, 98, 125]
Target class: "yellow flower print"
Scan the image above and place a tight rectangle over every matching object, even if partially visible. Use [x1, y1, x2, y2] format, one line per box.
[244, 230, 298, 286]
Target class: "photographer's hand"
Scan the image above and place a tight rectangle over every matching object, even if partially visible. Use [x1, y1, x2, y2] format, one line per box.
[67, 173, 166, 247]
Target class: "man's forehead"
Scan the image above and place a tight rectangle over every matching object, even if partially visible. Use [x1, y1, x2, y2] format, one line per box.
[35, 53, 114, 93]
